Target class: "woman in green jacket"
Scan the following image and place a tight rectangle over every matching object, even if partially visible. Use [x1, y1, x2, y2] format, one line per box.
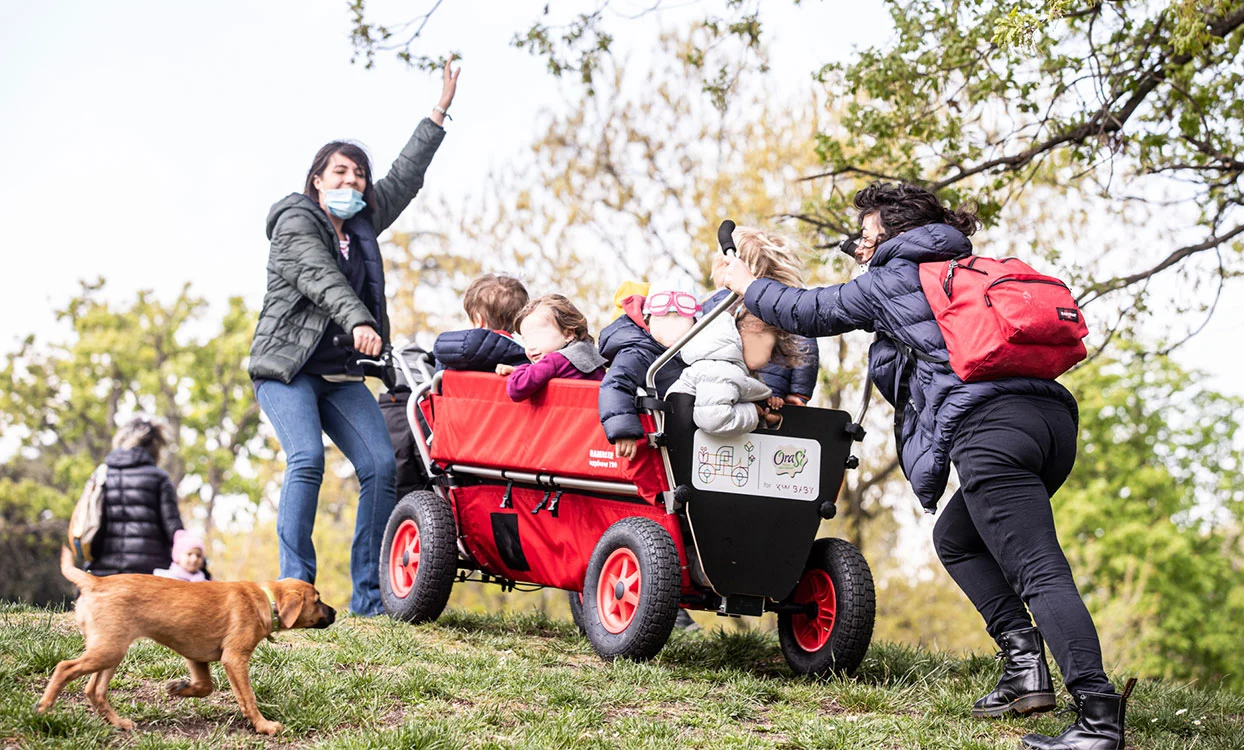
[249, 58, 459, 616]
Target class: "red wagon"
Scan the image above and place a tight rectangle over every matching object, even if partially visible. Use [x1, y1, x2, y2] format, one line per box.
[379, 231, 876, 674]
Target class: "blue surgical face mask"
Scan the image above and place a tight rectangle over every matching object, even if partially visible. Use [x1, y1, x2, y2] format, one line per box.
[323, 188, 367, 220]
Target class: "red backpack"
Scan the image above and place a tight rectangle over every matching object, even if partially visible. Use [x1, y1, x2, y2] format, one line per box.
[919, 256, 1088, 383]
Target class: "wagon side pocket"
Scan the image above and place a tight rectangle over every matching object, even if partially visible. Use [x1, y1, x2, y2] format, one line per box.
[491, 513, 531, 571]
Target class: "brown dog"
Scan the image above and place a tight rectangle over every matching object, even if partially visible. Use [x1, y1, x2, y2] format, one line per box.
[37, 547, 336, 735]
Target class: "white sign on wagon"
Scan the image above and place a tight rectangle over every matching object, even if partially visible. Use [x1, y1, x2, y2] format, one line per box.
[690, 430, 821, 500]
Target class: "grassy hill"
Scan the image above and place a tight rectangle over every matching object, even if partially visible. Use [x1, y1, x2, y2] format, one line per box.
[1, 603, 1239, 749]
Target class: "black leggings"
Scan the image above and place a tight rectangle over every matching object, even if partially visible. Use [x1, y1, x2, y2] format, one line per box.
[932, 395, 1113, 695]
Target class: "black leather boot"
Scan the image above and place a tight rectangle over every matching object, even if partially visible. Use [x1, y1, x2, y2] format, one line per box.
[1019, 678, 1135, 750]
[972, 626, 1056, 718]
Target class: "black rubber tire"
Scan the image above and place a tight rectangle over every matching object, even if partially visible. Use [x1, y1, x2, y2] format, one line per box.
[568, 590, 587, 635]
[379, 490, 458, 623]
[582, 517, 681, 661]
[778, 537, 876, 677]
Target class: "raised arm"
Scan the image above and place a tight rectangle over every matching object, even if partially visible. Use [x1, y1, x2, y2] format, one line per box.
[370, 56, 458, 233]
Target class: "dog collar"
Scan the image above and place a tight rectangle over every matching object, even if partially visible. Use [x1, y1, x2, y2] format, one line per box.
[259, 584, 280, 640]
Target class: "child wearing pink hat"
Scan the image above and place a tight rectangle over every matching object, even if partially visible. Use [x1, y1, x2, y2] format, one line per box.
[154, 530, 208, 582]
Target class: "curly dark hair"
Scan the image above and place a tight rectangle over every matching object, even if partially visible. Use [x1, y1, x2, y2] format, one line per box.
[853, 182, 979, 239]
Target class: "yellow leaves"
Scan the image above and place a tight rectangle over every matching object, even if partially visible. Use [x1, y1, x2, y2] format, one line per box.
[515, 190, 533, 212]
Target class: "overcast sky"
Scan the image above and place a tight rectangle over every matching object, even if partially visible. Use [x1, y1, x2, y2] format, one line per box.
[3, 0, 1239, 396]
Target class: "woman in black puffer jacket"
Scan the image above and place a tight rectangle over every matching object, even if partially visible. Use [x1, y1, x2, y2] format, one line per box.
[87, 416, 184, 576]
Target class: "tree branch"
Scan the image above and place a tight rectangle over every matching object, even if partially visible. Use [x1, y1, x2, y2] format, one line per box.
[928, 4, 1244, 192]
[1079, 222, 1244, 306]
[800, 165, 905, 183]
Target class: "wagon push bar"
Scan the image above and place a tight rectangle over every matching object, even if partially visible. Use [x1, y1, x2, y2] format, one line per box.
[639, 221, 744, 506]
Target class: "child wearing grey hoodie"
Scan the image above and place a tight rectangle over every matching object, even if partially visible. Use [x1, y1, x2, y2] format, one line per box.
[667, 307, 786, 437]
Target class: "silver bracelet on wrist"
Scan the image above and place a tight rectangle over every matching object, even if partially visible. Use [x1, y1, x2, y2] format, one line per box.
[433, 105, 452, 121]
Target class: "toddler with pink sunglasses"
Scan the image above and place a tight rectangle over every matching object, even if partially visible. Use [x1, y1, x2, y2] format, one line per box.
[597, 279, 702, 459]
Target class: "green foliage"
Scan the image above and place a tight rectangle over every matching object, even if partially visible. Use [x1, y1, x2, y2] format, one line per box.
[811, 0, 1244, 340]
[347, 0, 456, 72]
[992, 0, 1076, 50]
[1060, 348, 1244, 687]
[351, 1, 778, 108]
[352, 1, 1244, 342]
[0, 281, 269, 539]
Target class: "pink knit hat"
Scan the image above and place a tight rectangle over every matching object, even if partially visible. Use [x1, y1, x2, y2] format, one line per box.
[172, 529, 204, 560]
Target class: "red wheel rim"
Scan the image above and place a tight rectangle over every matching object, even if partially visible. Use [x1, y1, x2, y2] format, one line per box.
[388, 519, 421, 599]
[597, 548, 642, 634]
[791, 568, 837, 652]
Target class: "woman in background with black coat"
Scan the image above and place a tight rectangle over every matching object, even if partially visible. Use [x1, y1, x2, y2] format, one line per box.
[87, 416, 184, 577]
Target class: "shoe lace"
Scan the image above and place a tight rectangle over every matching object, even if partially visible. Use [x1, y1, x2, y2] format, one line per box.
[1054, 695, 1084, 720]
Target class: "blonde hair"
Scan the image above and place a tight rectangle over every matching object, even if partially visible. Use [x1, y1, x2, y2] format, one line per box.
[736, 310, 804, 368]
[463, 274, 529, 332]
[112, 415, 174, 463]
[733, 226, 806, 288]
[515, 294, 594, 344]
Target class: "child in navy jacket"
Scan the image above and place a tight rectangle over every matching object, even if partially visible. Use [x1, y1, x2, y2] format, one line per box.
[597, 279, 699, 458]
[433, 273, 530, 371]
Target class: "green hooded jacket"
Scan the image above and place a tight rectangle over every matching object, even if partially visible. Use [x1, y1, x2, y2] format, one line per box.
[248, 119, 445, 383]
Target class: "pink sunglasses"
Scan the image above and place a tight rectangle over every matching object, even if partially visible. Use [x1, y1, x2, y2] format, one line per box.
[644, 290, 701, 318]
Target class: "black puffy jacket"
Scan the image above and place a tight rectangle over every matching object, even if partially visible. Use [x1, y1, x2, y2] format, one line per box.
[702, 289, 820, 400]
[88, 447, 183, 576]
[433, 328, 527, 371]
[597, 296, 688, 442]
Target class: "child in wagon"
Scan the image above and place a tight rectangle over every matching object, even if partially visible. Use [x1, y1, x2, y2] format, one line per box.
[433, 273, 530, 372]
[497, 294, 607, 400]
[597, 279, 699, 458]
[667, 306, 790, 437]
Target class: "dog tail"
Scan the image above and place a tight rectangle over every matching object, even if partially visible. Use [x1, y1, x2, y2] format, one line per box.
[60, 546, 94, 589]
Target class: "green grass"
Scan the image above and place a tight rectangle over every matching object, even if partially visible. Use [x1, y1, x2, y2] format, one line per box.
[1, 603, 1239, 749]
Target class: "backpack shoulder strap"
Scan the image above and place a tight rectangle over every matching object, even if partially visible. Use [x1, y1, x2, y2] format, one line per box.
[875, 331, 948, 458]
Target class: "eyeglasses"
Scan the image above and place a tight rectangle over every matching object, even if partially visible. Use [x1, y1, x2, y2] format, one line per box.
[644, 290, 701, 318]
[838, 232, 886, 258]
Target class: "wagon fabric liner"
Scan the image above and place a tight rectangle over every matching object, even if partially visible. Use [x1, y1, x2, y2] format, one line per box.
[450, 483, 691, 593]
[429, 372, 668, 498]
[429, 371, 687, 593]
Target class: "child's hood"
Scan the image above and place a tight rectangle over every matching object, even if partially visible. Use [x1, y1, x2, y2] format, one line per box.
[561, 340, 608, 373]
[619, 294, 650, 331]
[678, 311, 744, 367]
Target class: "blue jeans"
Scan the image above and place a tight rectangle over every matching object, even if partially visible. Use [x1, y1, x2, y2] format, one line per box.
[256, 374, 398, 616]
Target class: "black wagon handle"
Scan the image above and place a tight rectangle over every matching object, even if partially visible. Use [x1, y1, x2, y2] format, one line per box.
[718, 220, 738, 256]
